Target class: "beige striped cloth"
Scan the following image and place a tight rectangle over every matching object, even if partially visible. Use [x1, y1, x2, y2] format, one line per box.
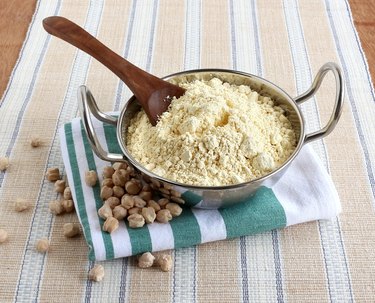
[0, 0, 374, 302]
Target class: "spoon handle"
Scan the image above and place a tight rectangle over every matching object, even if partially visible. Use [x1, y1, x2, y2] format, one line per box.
[43, 16, 161, 108]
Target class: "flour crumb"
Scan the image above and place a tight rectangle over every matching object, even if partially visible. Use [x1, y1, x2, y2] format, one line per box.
[126, 78, 297, 186]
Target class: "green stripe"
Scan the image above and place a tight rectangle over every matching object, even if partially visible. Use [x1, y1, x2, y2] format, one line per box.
[219, 187, 286, 238]
[103, 123, 122, 154]
[80, 121, 115, 260]
[126, 225, 153, 255]
[181, 191, 202, 207]
[169, 208, 201, 248]
[64, 123, 95, 261]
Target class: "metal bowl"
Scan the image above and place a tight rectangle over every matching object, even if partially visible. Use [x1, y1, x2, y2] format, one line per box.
[78, 62, 344, 208]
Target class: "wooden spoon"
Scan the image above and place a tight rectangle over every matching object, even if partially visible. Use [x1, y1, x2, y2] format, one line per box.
[43, 16, 185, 126]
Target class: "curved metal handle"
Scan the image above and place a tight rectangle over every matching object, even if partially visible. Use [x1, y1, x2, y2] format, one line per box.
[78, 85, 126, 162]
[294, 62, 344, 144]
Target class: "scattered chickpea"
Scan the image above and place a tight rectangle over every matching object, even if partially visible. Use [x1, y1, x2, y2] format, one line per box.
[118, 169, 130, 181]
[156, 209, 172, 223]
[30, 136, 42, 148]
[36, 238, 50, 253]
[147, 200, 161, 212]
[88, 264, 105, 282]
[103, 217, 119, 233]
[46, 167, 60, 182]
[112, 170, 126, 187]
[142, 207, 156, 224]
[121, 194, 134, 209]
[100, 186, 113, 200]
[98, 204, 113, 220]
[158, 198, 170, 208]
[102, 178, 114, 188]
[85, 170, 98, 187]
[142, 184, 152, 192]
[156, 254, 173, 272]
[62, 199, 75, 213]
[159, 187, 170, 195]
[102, 166, 115, 179]
[0, 229, 8, 243]
[112, 162, 127, 171]
[63, 223, 81, 238]
[113, 205, 127, 220]
[63, 186, 72, 200]
[127, 213, 145, 228]
[170, 189, 182, 198]
[0, 157, 9, 171]
[112, 186, 125, 198]
[125, 179, 142, 195]
[171, 196, 185, 204]
[104, 197, 120, 209]
[54, 180, 66, 193]
[133, 196, 147, 208]
[139, 190, 152, 201]
[14, 198, 31, 212]
[128, 207, 141, 215]
[165, 203, 183, 217]
[49, 200, 65, 215]
[138, 252, 155, 268]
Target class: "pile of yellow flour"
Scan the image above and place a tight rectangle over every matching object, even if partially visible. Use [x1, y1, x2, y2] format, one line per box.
[126, 78, 297, 186]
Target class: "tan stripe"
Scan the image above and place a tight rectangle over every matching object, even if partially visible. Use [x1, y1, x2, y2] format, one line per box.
[258, 1, 330, 300]
[197, 3, 241, 301]
[38, 2, 132, 302]
[127, 2, 185, 302]
[0, 2, 89, 301]
[300, 0, 375, 301]
[201, 1, 231, 69]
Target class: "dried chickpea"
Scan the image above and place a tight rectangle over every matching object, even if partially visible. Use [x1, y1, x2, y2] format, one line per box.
[54, 180, 66, 193]
[165, 203, 183, 217]
[142, 184, 152, 192]
[102, 166, 115, 178]
[88, 264, 105, 282]
[125, 179, 142, 195]
[63, 187, 72, 200]
[62, 199, 75, 213]
[14, 198, 31, 212]
[142, 207, 156, 224]
[0, 157, 9, 171]
[112, 162, 128, 171]
[128, 207, 141, 215]
[63, 223, 80, 238]
[121, 194, 134, 209]
[98, 204, 113, 220]
[150, 178, 161, 188]
[127, 213, 145, 228]
[118, 169, 130, 181]
[46, 167, 60, 182]
[138, 252, 155, 268]
[156, 209, 172, 223]
[100, 186, 113, 200]
[147, 200, 161, 212]
[156, 254, 173, 272]
[49, 200, 65, 215]
[85, 170, 98, 187]
[102, 178, 114, 188]
[158, 198, 170, 208]
[103, 217, 119, 233]
[170, 189, 182, 198]
[36, 238, 49, 253]
[112, 170, 126, 187]
[126, 165, 136, 176]
[139, 190, 152, 201]
[104, 197, 120, 209]
[0, 229, 8, 243]
[113, 186, 125, 198]
[159, 187, 170, 195]
[133, 196, 147, 208]
[171, 196, 185, 204]
[113, 205, 127, 220]
[30, 136, 42, 147]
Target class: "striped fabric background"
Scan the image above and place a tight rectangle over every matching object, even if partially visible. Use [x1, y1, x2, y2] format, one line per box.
[0, 0, 374, 302]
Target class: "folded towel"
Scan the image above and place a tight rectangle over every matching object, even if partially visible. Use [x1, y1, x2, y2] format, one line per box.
[59, 115, 341, 261]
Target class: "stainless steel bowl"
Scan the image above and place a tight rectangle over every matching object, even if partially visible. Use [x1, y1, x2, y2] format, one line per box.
[78, 62, 344, 208]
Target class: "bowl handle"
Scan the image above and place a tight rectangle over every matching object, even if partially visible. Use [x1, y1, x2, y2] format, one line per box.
[294, 62, 344, 144]
[78, 85, 127, 162]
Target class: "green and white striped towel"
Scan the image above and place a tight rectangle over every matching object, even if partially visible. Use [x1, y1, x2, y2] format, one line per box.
[59, 116, 341, 261]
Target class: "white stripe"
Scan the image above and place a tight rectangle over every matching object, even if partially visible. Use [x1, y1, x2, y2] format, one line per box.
[191, 209, 226, 242]
[148, 222, 175, 251]
[184, 0, 201, 70]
